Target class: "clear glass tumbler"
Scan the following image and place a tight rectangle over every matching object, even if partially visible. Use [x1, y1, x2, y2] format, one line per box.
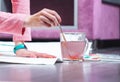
[60, 32, 88, 61]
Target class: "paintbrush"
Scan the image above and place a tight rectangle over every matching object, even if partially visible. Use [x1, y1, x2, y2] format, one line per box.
[58, 24, 67, 42]
[58, 24, 74, 60]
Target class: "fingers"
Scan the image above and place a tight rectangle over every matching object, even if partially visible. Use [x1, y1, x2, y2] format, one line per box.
[40, 10, 57, 26]
[43, 8, 62, 23]
[16, 50, 56, 58]
[35, 53, 56, 58]
[36, 8, 62, 27]
[39, 15, 54, 27]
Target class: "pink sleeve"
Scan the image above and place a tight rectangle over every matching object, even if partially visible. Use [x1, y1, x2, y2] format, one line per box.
[11, 0, 31, 41]
[0, 11, 27, 36]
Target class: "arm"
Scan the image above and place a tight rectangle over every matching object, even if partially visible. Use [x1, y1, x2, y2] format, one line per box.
[0, 11, 27, 36]
[11, 0, 31, 41]
[8, 0, 61, 58]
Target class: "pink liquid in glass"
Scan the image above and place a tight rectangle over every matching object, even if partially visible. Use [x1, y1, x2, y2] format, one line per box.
[61, 41, 86, 60]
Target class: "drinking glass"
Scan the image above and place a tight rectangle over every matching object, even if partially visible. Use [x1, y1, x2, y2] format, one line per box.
[60, 32, 88, 61]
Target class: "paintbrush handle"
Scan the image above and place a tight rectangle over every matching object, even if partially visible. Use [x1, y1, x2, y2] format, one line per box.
[58, 24, 67, 42]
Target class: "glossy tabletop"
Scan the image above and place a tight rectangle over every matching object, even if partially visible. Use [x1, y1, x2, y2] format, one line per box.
[0, 61, 120, 82]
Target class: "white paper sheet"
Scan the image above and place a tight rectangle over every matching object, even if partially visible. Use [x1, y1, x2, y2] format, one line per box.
[0, 42, 62, 65]
[0, 55, 57, 65]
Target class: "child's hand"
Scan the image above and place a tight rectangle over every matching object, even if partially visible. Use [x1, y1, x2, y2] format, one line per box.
[15, 49, 56, 58]
[24, 8, 62, 28]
